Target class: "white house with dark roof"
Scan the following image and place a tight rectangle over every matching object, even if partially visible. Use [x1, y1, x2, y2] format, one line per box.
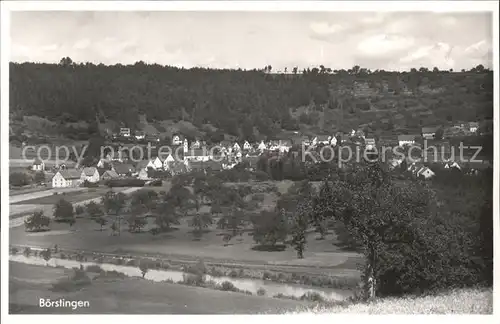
[81, 167, 100, 183]
[258, 140, 267, 152]
[162, 154, 175, 170]
[233, 142, 241, 152]
[151, 156, 164, 169]
[52, 169, 83, 188]
[243, 141, 252, 151]
[184, 148, 212, 162]
[32, 158, 45, 171]
[469, 122, 479, 133]
[398, 135, 416, 147]
[421, 127, 439, 140]
[172, 134, 183, 146]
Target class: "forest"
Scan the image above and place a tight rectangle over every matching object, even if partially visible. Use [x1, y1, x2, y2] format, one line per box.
[9, 59, 493, 141]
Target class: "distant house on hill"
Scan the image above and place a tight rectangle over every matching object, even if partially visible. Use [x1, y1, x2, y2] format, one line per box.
[135, 160, 151, 173]
[81, 167, 100, 183]
[162, 154, 175, 169]
[469, 122, 479, 133]
[113, 163, 135, 177]
[421, 127, 439, 140]
[119, 128, 131, 137]
[258, 140, 267, 152]
[138, 168, 151, 180]
[398, 135, 416, 147]
[96, 158, 111, 169]
[416, 166, 435, 180]
[364, 138, 376, 149]
[172, 134, 184, 146]
[243, 141, 252, 151]
[32, 158, 45, 172]
[101, 170, 119, 180]
[184, 148, 211, 162]
[52, 169, 82, 188]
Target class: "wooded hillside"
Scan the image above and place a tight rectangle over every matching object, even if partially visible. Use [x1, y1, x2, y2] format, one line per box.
[9, 61, 493, 141]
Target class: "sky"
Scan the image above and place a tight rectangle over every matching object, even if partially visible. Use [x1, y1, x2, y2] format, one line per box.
[10, 11, 493, 71]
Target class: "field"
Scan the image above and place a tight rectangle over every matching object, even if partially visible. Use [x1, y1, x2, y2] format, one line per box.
[290, 288, 493, 314]
[9, 262, 306, 314]
[10, 215, 363, 272]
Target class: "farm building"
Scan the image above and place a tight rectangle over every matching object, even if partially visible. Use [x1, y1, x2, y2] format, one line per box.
[31, 158, 45, 171]
[101, 170, 119, 180]
[52, 169, 83, 188]
[81, 167, 100, 183]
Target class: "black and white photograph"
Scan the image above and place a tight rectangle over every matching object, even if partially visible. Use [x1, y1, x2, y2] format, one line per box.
[1, 0, 498, 319]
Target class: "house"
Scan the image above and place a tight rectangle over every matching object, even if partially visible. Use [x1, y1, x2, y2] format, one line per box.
[243, 141, 252, 151]
[191, 139, 201, 149]
[469, 122, 479, 133]
[101, 170, 119, 180]
[151, 156, 164, 170]
[119, 128, 131, 137]
[162, 154, 175, 169]
[317, 135, 331, 145]
[338, 134, 349, 144]
[52, 169, 83, 188]
[172, 134, 183, 146]
[220, 140, 232, 149]
[416, 167, 435, 179]
[422, 127, 439, 140]
[97, 158, 111, 169]
[134, 131, 145, 140]
[188, 160, 223, 174]
[32, 158, 45, 171]
[106, 151, 125, 162]
[169, 161, 187, 176]
[258, 140, 267, 151]
[364, 138, 376, 149]
[268, 140, 280, 151]
[233, 142, 241, 152]
[137, 168, 151, 180]
[113, 163, 135, 177]
[330, 136, 337, 146]
[81, 167, 100, 183]
[135, 160, 151, 173]
[444, 161, 462, 171]
[184, 148, 211, 162]
[398, 135, 416, 147]
[279, 140, 292, 152]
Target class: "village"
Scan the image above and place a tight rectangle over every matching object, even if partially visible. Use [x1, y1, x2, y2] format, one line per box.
[22, 119, 488, 190]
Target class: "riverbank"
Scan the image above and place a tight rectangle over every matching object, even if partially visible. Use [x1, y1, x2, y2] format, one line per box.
[10, 244, 361, 291]
[9, 262, 307, 314]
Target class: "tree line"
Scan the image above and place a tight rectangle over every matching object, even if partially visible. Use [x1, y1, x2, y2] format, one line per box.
[10, 60, 493, 141]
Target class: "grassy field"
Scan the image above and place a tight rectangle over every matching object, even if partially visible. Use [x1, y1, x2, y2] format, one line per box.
[10, 215, 362, 271]
[289, 288, 493, 314]
[9, 262, 307, 314]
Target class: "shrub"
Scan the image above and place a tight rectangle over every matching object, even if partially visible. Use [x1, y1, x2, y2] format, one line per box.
[51, 268, 92, 292]
[185, 260, 207, 276]
[182, 273, 205, 286]
[300, 291, 325, 302]
[85, 265, 104, 273]
[257, 287, 266, 296]
[23, 247, 32, 257]
[220, 281, 238, 292]
[10, 172, 32, 187]
[83, 180, 99, 188]
[228, 270, 239, 278]
[106, 179, 146, 188]
[148, 179, 163, 187]
[10, 247, 19, 255]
